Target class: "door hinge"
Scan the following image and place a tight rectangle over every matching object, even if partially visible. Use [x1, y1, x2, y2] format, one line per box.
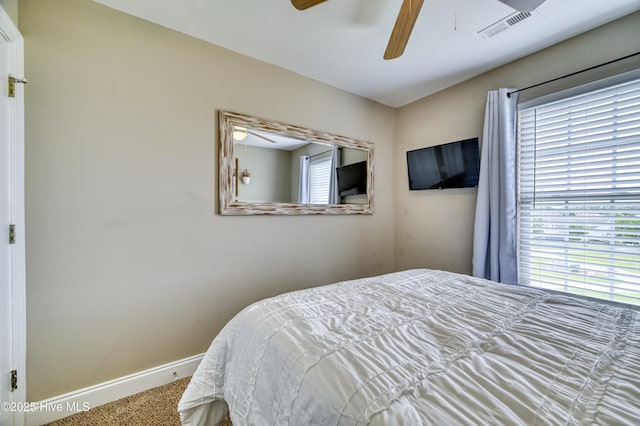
[10, 370, 17, 392]
[8, 76, 27, 98]
[9, 224, 16, 244]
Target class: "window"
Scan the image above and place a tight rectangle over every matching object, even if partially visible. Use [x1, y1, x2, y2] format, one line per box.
[517, 73, 640, 306]
[308, 155, 332, 204]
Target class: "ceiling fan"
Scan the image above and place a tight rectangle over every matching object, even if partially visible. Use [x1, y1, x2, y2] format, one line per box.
[233, 126, 279, 144]
[291, 0, 546, 60]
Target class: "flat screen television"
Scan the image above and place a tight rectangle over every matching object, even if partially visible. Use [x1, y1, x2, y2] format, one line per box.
[336, 161, 367, 196]
[407, 138, 480, 190]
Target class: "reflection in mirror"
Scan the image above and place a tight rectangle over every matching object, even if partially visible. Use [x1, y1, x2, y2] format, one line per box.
[219, 111, 374, 215]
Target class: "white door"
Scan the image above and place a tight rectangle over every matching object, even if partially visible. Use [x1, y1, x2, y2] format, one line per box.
[0, 5, 26, 426]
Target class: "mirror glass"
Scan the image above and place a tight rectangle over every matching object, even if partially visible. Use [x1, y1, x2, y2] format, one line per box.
[219, 111, 374, 215]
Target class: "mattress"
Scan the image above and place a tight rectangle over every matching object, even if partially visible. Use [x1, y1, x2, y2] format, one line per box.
[178, 269, 640, 425]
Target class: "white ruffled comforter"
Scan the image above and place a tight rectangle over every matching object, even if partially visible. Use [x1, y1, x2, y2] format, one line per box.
[178, 269, 640, 425]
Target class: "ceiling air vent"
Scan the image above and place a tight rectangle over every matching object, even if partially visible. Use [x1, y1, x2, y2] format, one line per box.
[478, 10, 537, 39]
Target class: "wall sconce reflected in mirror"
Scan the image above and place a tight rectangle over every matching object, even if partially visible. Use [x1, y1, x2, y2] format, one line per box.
[241, 169, 251, 185]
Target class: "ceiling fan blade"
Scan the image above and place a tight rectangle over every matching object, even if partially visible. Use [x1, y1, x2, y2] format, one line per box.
[384, 0, 425, 60]
[496, 0, 546, 12]
[247, 130, 278, 144]
[291, 0, 329, 11]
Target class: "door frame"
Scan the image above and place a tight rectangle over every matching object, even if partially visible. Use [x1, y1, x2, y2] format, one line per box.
[0, 5, 26, 426]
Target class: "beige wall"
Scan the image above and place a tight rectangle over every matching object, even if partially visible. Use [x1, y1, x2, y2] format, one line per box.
[21, 0, 396, 401]
[395, 12, 640, 275]
[0, 0, 18, 25]
[235, 145, 291, 203]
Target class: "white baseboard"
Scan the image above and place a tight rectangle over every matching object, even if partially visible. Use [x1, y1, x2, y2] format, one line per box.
[25, 353, 204, 426]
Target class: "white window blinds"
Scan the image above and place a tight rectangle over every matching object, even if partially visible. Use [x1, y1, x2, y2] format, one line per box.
[308, 156, 331, 204]
[518, 75, 640, 306]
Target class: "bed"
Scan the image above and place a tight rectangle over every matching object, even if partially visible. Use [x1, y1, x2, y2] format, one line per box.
[178, 269, 640, 425]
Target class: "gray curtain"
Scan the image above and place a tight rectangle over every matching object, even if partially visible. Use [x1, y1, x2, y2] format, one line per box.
[298, 155, 310, 204]
[472, 88, 519, 284]
[328, 146, 340, 204]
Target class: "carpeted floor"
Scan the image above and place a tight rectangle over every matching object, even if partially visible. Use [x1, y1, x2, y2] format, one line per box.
[43, 377, 232, 426]
[46, 377, 233, 426]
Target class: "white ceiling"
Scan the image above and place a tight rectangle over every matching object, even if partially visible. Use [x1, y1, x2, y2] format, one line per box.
[93, 0, 640, 107]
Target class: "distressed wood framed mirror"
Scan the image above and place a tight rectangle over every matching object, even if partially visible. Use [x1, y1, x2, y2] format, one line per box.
[219, 110, 374, 215]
